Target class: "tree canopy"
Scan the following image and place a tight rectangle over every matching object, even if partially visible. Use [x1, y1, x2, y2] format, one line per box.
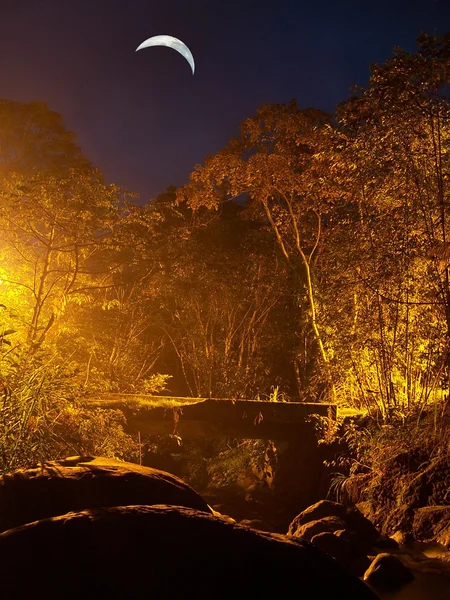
[2, 35, 450, 473]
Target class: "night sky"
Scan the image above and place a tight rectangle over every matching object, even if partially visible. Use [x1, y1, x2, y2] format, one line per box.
[1, 0, 449, 203]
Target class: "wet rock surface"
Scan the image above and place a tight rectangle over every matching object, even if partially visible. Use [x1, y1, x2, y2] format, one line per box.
[285, 499, 450, 599]
[310, 530, 358, 570]
[371, 544, 450, 600]
[364, 553, 415, 589]
[290, 514, 349, 540]
[2, 454, 449, 600]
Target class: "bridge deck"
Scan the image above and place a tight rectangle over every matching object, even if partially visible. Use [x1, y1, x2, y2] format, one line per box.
[83, 394, 337, 440]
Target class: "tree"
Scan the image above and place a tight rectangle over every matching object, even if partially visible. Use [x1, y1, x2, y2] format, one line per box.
[154, 199, 294, 398]
[0, 100, 90, 176]
[333, 33, 450, 414]
[0, 168, 121, 350]
[177, 102, 343, 399]
[0, 101, 140, 470]
[64, 197, 171, 393]
[0, 100, 125, 352]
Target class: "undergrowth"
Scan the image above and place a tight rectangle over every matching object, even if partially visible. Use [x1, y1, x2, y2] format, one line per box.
[324, 402, 450, 533]
[0, 346, 139, 473]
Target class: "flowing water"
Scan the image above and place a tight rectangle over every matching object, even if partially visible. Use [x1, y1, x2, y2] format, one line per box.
[368, 543, 450, 600]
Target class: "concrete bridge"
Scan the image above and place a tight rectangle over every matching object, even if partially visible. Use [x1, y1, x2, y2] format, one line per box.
[83, 394, 337, 440]
[84, 394, 338, 516]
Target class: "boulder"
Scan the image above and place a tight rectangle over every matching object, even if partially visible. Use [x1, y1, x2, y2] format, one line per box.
[288, 499, 381, 543]
[310, 529, 373, 576]
[310, 531, 354, 569]
[0, 505, 380, 599]
[354, 451, 450, 536]
[238, 518, 278, 532]
[0, 455, 212, 533]
[351, 554, 373, 577]
[334, 528, 373, 556]
[413, 506, 450, 547]
[374, 532, 400, 549]
[290, 515, 348, 541]
[391, 530, 415, 545]
[364, 553, 415, 590]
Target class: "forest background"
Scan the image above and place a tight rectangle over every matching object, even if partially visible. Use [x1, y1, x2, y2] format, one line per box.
[0, 35, 449, 515]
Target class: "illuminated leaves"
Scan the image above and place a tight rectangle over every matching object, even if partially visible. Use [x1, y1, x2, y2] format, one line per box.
[0, 102, 123, 350]
[325, 34, 450, 413]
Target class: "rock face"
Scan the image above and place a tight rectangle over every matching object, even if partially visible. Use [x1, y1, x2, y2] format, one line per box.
[288, 500, 397, 576]
[0, 505, 379, 599]
[0, 455, 212, 533]
[290, 515, 348, 541]
[310, 531, 357, 570]
[413, 506, 450, 547]
[288, 499, 381, 543]
[354, 449, 450, 537]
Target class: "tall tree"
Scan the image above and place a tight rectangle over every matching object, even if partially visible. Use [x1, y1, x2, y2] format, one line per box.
[334, 33, 450, 413]
[155, 199, 294, 398]
[0, 100, 90, 176]
[0, 168, 120, 350]
[177, 102, 343, 399]
[0, 101, 140, 469]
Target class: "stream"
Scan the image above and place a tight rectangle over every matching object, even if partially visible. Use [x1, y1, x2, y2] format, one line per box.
[369, 542, 450, 600]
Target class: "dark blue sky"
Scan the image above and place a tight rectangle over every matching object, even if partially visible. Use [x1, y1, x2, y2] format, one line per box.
[1, 0, 449, 202]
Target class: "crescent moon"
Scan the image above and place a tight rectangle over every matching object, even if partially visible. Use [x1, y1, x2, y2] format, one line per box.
[136, 35, 195, 75]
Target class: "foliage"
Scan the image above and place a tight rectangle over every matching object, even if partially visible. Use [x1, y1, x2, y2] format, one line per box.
[0, 100, 90, 176]
[0, 101, 153, 472]
[4, 35, 450, 487]
[329, 33, 450, 416]
[326, 403, 450, 531]
[118, 192, 298, 398]
[174, 33, 450, 417]
[177, 103, 342, 400]
[0, 345, 138, 473]
[206, 439, 269, 491]
[255, 385, 289, 402]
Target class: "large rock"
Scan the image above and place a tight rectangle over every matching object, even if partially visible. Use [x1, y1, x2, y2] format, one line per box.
[288, 499, 381, 543]
[0, 455, 212, 533]
[310, 531, 355, 569]
[289, 500, 403, 578]
[0, 505, 379, 599]
[413, 506, 450, 547]
[311, 530, 372, 575]
[364, 553, 415, 590]
[290, 515, 348, 541]
[356, 450, 450, 536]
[334, 528, 373, 556]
